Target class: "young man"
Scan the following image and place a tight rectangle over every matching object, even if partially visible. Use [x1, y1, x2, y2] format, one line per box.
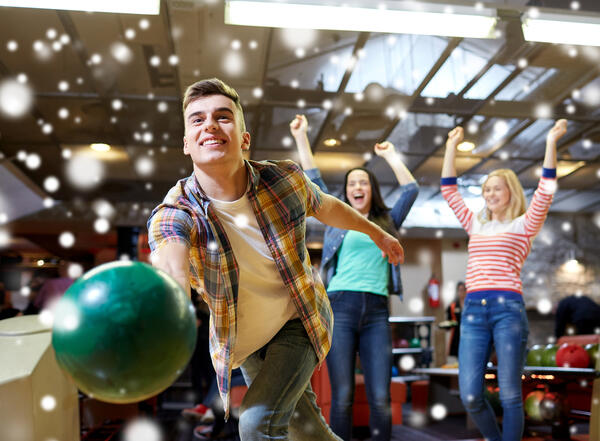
[147, 78, 404, 441]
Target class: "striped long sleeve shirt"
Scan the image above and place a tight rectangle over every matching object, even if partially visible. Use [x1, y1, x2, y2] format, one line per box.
[441, 168, 557, 295]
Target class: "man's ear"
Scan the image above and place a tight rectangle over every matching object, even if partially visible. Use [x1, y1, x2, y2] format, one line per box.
[241, 131, 251, 151]
[183, 136, 190, 155]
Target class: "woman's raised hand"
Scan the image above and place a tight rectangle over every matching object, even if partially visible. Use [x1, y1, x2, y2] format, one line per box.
[289, 114, 308, 138]
[547, 119, 568, 144]
[446, 126, 464, 149]
[374, 141, 395, 158]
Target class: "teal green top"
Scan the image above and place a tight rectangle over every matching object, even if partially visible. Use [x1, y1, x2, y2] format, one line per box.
[326, 230, 389, 296]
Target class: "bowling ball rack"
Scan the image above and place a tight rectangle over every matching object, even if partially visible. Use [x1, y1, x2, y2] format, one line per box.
[415, 365, 598, 440]
[490, 365, 598, 440]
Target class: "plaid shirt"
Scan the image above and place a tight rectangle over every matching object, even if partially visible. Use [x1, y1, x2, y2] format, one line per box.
[147, 159, 333, 415]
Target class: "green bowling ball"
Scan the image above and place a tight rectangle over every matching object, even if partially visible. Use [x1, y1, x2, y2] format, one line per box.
[541, 344, 558, 367]
[524, 390, 545, 422]
[526, 344, 544, 366]
[51, 261, 197, 403]
[409, 337, 421, 348]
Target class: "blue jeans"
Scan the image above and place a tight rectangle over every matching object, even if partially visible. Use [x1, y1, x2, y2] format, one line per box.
[458, 293, 529, 441]
[326, 291, 392, 441]
[239, 319, 342, 441]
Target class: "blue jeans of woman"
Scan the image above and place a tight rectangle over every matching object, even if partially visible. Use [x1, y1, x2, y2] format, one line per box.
[239, 318, 342, 441]
[458, 293, 529, 441]
[326, 291, 392, 441]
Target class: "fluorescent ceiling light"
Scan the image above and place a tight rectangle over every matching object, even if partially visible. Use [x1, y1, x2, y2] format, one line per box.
[556, 160, 585, 179]
[522, 12, 600, 46]
[0, 0, 160, 15]
[90, 143, 111, 152]
[225, 1, 498, 39]
[457, 141, 475, 152]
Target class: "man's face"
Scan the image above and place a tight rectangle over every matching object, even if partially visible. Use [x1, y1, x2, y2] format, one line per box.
[183, 94, 250, 168]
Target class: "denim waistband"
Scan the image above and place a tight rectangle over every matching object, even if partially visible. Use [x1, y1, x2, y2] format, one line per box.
[465, 290, 523, 303]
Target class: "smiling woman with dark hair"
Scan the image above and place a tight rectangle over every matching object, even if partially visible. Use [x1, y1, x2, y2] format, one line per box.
[291, 114, 418, 441]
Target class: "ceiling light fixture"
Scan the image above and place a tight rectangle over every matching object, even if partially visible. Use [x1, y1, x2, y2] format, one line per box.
[225, 1, 498, 39]
[457, 141, 475, 152]
[556, 160, 585, 178]
[323, 138, 340, 147]
[90, 143, 111, 152]
[522, 11, 600, 46]
[0, 0, 160, 15]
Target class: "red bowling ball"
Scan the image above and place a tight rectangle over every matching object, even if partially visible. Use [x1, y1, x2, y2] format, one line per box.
[555, 343, 590, 368]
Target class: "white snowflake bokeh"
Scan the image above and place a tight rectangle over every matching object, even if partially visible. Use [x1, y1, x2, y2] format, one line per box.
[122, 418, 162, 441]
[430, 403, 447, 420]
[67, 263, 84, 279]
[58, 231, 75, 248]
[94, 218, 110, 234]
[536, 298, 552, 315]
[40, 395, 57, 412]
[0, 79, 34, 118]
[43, 176, 60, 193]
[65, 153, 105, 190]
[135, 157, 155, 176]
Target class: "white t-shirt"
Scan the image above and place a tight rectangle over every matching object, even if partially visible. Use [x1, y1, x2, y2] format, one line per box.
[209, 191, 298, 367]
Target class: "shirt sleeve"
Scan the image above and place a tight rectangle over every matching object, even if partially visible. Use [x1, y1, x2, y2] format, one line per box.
[441, 177, 474, 234]
[282, 161, 324, 218]
[524, 168, 556, 236]
[147, 205, 195, 255]
[390, 182, 419, 228]
[304, 167, 330, 194]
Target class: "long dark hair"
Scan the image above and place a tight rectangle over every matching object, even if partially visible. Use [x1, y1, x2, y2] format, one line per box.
[342, 167, 397, 236]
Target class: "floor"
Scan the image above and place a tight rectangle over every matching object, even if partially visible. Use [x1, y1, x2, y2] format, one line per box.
[81, 407, 590, 441]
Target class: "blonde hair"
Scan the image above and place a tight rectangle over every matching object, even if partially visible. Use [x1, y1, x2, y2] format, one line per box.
[478, 169, 526, 223]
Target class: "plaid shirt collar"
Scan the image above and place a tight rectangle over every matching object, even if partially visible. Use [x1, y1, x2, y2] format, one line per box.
[184, 160, 259, 208]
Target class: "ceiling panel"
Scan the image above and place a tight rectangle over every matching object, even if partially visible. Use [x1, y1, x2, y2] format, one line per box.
[1, 0, 600, 261]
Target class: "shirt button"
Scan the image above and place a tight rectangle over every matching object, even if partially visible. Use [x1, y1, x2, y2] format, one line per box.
[481, 299, 487, 305]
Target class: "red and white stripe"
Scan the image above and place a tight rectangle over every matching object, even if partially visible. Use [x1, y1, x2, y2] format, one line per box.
[441, 176, 555, 295]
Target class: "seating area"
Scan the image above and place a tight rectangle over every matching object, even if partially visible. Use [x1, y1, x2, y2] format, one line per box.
[310, 361, 407, 426]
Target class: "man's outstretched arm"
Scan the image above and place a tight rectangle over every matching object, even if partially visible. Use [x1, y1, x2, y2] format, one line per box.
[313, 192, 404, 265]
[152, 242, 191, 298]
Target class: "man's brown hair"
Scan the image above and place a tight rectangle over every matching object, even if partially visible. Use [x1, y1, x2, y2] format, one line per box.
[182, 78, 246, 132]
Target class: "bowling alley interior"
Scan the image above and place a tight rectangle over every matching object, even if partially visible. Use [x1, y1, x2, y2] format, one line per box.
[1, 0, 600, 440]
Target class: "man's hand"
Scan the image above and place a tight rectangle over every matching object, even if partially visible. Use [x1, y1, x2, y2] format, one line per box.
[370, 227, 405, 265]
[314, 193, 404, 265]
[446, 126, 464, 150]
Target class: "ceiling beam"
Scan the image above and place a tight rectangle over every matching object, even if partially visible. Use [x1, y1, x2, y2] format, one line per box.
[455, 43, 546, 128]
[557, 121, 600, 154]
[56, 10, 128, 147]
[249, 28, 274, 160]
[379, 37, 462, 144]
[258, 87, 599, 123]
[435, 62, 600, 190]
[454, 118, 536, 178]
[0, 59, 63, 158]
[162, 0, 183, 100]
[312, 32, 370, 153]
